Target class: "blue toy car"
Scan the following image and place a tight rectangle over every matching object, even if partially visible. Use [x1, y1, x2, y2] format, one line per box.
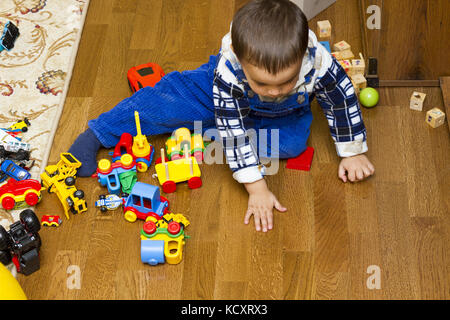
[0, 160, 31, 183]
[122, 182, 169, 223]
[0, 21, 20, 52]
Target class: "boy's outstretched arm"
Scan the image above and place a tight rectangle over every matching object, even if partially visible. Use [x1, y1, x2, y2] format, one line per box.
[244, 179, 287, 232]
[313, 47, 375, 182]
[213, 54, 286, 231]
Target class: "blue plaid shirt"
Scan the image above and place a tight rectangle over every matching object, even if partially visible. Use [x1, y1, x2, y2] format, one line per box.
[214, 30, 368, 183]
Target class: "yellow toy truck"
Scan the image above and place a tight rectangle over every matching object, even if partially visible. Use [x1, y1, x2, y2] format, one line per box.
[40, 153, 87, 219]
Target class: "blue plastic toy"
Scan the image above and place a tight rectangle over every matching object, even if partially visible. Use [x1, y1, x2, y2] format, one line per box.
[320, 41, 331, 53]
[0, 21, 20, 52]
[0, 160, 31, 182]
[122, 182, 169, 223]
[93, 154, 137, 195]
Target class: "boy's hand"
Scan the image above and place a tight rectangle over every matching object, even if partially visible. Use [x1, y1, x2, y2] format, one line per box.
[244, 179, 287, 232]
[338, 154, 375, 182]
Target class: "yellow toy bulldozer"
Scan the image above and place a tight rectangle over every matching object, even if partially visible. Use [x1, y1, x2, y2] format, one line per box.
[40, 153, 87, 219]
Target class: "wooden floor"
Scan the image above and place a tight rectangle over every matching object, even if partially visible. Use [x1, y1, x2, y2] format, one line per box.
[17, 0, 449, 299]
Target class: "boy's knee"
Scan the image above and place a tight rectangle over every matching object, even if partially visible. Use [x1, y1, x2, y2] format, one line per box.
[278, 143, 307, 159]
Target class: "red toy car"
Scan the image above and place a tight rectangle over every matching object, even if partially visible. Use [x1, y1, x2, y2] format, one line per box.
[41, 215, 62, 227]
[127, 62, 165, 93]
[0, 178, 43, 210]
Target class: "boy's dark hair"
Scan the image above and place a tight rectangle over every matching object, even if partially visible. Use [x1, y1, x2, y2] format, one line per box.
[231, 0, 309, 74]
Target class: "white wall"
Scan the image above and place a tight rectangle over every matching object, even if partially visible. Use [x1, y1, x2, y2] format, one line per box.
[291, 0, 337, 20]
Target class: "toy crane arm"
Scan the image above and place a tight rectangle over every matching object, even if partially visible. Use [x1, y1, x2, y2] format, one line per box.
[134, 111, 145, 148]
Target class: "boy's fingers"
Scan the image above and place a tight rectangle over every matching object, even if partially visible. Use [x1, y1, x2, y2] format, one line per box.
[356, 168, 364, 181]
[244, 209, 253, 224]
[338, 164, 347, 182]
[260, 211, 268, 232]
[254, 212, 261, 231]
[267, 211, 273, 230]
[348, 169, 356, 182]
[363, 166, 372, 178]
[274, 199, 287, 212]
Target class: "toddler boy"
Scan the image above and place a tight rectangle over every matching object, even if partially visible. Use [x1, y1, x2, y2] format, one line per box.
[69, 0, 375, 232]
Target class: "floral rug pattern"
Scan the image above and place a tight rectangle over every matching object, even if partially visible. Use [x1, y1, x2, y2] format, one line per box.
[0, 0, 90, 239]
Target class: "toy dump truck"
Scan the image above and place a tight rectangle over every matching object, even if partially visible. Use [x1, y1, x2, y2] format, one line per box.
[40, 153, 87, 219]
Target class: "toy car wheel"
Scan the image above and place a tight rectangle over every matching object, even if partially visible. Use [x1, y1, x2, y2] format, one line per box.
[124, 210, 137, 223]
[137, 161, 148, 173]
[1, 196, 15, 210]
[100, 206, 107, 213]
[20, 209, 41, 233]
[143, 221, 157, 235]
[0, 250, 12, 266]
[65, 176, 76, 186]
[162, 180, 176, 194]
[74, 190, 84, 199]
[0, 225, 11, 250]
[12, 149, 30, 161]
[24, 191, 39, 206]
[187, 176, 202, 189]
[167, 221, 181, 235]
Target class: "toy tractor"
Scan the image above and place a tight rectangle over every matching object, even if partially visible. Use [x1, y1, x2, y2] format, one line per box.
[140, 213, 190, 265]
[110, 111, 154, 172]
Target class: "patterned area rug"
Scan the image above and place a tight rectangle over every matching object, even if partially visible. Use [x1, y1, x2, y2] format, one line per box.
[0, 0, 90, 272]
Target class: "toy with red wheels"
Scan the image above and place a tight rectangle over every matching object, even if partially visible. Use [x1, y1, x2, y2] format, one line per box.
[122, 182, 169, 223]
[110, 132, 154, 173]
[154, 146, 202, 194]
[140, 213, 190, 265]
[0, 178, 43, 210]
[109, 112, 154, 173]
[127, 62, 165, 93]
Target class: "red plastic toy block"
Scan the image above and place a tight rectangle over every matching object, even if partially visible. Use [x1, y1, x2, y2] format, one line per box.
[286, 146, 314, 171]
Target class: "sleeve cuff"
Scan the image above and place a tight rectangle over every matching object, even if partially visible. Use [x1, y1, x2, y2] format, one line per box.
[232, 166, 264, 184]
[335, 140, 368, 157]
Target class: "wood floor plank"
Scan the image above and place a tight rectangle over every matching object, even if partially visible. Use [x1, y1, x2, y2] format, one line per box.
[375, 181, 421, 299]
[312, 163, 350, 274]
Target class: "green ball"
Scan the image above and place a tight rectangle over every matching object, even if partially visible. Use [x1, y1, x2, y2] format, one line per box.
[359, 87, 379, 108]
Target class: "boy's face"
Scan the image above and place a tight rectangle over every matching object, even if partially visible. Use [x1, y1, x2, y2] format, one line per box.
[240, 59, 302, 99]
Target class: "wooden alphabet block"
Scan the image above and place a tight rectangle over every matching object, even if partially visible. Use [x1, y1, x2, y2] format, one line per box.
[351, 73, 367, 90]
[339, 49, 354, 60]
[333, 40, 351, 52]
[338, 59, 352, 73]
[410, 91, 426, 111]
[351, 53, 366, 76]
[317, 20, 332, 38]
[331, 51, 342, 60]
[425, 108, 446, 128]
